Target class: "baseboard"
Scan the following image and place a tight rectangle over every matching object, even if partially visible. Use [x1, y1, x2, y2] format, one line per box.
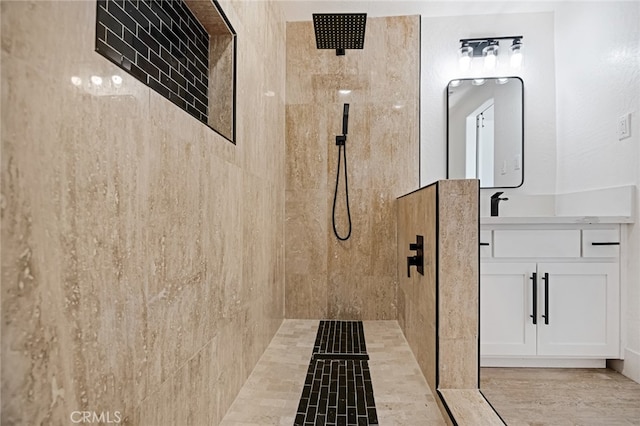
[609, 349, 640, 384]
[481, 357, 606, 368]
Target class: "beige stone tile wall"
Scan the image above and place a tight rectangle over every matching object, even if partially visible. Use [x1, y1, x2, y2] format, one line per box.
[396, 179, 482, 423]
[437, 179, 479, 389]
[1, 0, 286, 424]
[397, 184, 438, 388]
[285, 16, 420, 320]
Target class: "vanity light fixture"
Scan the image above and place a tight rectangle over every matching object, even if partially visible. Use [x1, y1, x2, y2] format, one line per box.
[458, 36, 523, 70]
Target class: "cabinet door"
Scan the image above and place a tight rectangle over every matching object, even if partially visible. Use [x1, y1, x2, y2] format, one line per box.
[536, 263, 619, 357]
[480, 262, 537, 357]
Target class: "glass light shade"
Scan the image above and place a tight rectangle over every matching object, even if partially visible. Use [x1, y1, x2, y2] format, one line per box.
[510, 42, 523, 68]
[458, 44, 473, 70]
[483, 50, 497, 69]
[482, 42, 499, 70]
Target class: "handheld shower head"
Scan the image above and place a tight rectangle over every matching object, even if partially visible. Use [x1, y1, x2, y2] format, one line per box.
[342, 103, 349, 135]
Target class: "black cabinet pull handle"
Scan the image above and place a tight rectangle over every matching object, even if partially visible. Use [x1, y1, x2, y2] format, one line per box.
[480, 242, 490, 246]
[591, 242, 620, 246]
[530, 272, 537, 325]
[542, 272, 549, 325]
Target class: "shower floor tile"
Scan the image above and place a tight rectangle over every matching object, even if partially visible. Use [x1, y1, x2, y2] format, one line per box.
[220, 320, 445, 426]
[313, 320, 368, 357]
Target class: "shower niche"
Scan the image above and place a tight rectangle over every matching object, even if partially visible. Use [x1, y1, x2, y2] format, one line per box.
[95, 0, 237, 142]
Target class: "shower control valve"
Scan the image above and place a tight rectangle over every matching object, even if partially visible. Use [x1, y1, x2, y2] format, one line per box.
[336, 135, 346, 146]
[407, 235, 424, 278]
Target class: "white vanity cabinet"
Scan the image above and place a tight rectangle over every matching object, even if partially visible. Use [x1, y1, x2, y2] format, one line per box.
[480, 222, 621, 367]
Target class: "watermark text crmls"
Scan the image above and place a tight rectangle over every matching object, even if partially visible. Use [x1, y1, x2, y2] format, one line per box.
[70, 411, 122, 424]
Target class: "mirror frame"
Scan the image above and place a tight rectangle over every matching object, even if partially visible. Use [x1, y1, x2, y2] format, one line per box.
[446, 76, 524, 189]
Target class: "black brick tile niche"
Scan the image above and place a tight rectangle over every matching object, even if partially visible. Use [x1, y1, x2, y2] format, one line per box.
[96, 0, 210, 124]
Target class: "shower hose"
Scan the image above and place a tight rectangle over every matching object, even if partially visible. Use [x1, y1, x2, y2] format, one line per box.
[332, 141, 352, 241]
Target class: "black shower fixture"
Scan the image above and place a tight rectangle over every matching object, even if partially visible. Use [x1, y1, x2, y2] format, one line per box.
[332, 103, 352, 241]
[313, 13, 367, 55]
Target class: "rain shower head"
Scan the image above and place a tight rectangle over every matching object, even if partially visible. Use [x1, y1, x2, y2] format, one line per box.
[312, 13, 367, 55]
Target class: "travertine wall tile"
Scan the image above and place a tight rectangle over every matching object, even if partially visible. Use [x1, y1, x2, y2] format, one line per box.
[1, 1, 286, 424]
[438, 180, 480, 341]
[438, 338, 479, 389]
[397, 184, 437, 389]
[285, 274, 327, 319]
[286, 104, 328, 190]
[285, 16, 420, 320]
[396, 179, 480, 422]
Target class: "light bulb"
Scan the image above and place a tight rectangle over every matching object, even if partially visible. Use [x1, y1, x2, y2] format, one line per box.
[459, 55, 472, 70]
[510, 39, 524, 68]
[484, 52, 497, 69]
[482, 41, 499, 70]
[458, 43, 473, 71]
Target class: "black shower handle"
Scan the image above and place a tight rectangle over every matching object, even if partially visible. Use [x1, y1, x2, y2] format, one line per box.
[407, 235, 424, 277]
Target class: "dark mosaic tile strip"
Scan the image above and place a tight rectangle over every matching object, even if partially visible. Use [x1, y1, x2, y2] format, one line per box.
[295, 359, 378, 426]
[296, 321, 378, 426]
[314, 320, 368, 356]
[95, 0, 209, 124]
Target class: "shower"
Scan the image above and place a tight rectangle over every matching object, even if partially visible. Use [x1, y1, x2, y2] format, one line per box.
[332, 104, 352, 241]
[312, 13, 367, 55]
[313, 13, 367, 241]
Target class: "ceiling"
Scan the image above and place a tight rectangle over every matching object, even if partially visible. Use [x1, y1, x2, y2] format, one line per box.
[278, 1, 562, 22]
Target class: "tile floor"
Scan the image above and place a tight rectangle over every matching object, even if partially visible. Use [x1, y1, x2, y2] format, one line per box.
[481, 367, 640, 426]
[220, 320, 640, 425]
[295, 320, 377, 425]
[220, 320, 445, 425]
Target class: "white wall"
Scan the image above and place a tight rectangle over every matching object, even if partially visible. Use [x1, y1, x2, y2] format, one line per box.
[554, 2, 640, 383]
[420, 12, 556, 200]
[420, 2, 640, 383]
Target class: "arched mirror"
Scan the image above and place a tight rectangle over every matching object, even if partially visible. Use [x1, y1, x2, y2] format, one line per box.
[447, 77, 524, 188]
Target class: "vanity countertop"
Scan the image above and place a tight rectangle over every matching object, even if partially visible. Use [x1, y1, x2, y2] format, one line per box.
[481, 215, 634, 225]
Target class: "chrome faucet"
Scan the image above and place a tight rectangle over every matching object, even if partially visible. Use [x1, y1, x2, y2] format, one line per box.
[490, 192, 509, 216]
